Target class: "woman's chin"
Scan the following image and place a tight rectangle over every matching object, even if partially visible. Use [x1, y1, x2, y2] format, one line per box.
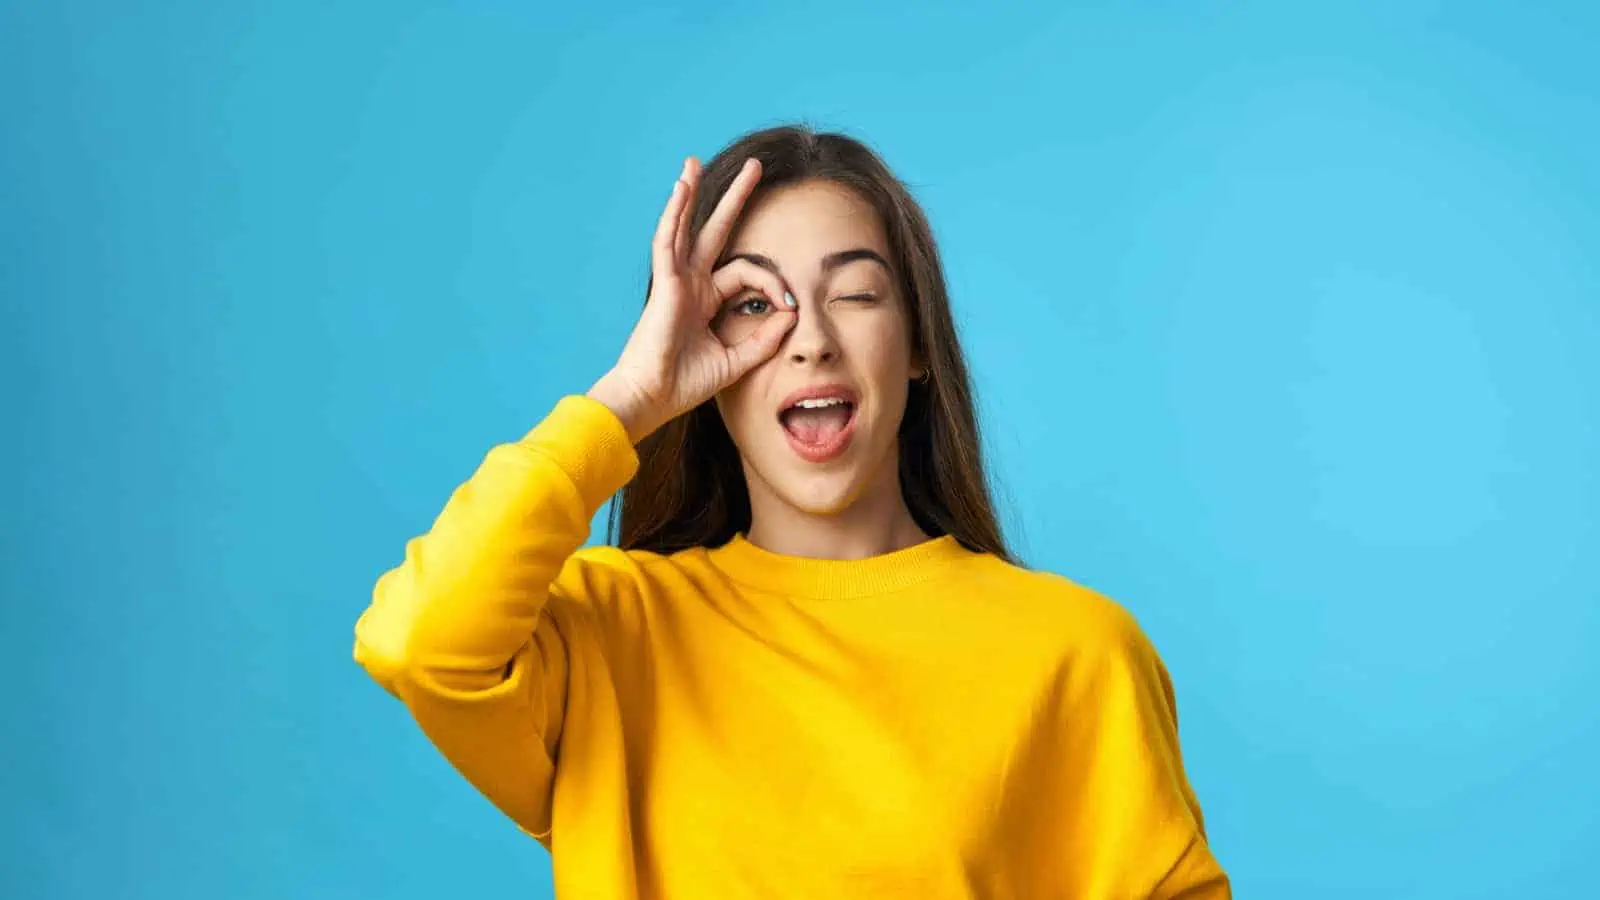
[774, 475, 863, 517]
[742, 430, 896, 518]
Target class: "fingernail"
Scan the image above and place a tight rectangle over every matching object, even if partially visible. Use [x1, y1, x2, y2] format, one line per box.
[784, 290, 797, 309]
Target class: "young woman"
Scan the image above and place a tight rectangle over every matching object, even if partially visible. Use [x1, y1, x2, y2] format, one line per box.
[354, 124, 1230, 899]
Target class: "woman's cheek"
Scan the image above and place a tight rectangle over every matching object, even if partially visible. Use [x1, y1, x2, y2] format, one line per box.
[720, 389, 766, 447]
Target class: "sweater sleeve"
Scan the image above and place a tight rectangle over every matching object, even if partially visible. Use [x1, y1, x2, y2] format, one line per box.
[1056, 603, 1231, 899]
[352, 394, 640, 839]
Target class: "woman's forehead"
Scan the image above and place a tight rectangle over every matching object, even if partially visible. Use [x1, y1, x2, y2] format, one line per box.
[727, 180, 889, 270]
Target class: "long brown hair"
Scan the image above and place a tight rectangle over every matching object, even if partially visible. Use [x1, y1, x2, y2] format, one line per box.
[607, 123, 1016, 565]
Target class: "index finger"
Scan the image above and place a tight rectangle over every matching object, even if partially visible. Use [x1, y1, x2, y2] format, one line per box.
[690, 157, 762, 270]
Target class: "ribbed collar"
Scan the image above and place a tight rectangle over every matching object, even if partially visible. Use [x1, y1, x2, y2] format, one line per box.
[706, 531, 976, 600]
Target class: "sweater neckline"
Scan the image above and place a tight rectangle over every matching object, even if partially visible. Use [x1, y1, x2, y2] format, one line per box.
[706, 531, 975, 599]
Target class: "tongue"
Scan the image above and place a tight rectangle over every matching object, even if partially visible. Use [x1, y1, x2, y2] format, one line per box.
[783, 406, 851, 445]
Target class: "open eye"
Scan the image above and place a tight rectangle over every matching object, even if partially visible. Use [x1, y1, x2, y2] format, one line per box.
[731, 294, 773, 316]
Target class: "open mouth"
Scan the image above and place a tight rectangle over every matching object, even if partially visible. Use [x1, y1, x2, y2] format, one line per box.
[777, 393, 858, 462]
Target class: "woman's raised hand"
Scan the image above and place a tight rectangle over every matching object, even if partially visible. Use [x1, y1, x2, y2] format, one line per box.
[587, 156, 797, 443]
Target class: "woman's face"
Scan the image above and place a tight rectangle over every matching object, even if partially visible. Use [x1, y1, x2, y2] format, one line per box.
[712, 178, 922, 517]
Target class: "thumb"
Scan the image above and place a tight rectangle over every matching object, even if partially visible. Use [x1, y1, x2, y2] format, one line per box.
[724, 308, 796, 379]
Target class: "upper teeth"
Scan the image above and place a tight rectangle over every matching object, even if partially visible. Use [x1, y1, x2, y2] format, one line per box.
[793, 397, 850, 409]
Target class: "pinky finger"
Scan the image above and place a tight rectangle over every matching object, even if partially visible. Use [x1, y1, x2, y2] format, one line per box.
[653, 179, 687, 275]
[673, 158, 699, 263]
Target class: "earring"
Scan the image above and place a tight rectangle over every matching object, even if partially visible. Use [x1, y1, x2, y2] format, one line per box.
[915, 369, 931, 384]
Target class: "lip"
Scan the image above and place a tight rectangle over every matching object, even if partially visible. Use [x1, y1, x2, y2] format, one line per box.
[776, 382, 861, 464]
[776, 382, 861, 414]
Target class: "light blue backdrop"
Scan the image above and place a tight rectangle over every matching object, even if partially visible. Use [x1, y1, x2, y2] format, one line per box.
[5, 2, 1596, 897]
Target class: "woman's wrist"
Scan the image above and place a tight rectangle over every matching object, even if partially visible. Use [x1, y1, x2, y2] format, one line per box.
[585, 371, 656, 445]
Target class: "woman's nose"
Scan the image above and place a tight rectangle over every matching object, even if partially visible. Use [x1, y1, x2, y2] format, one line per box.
[784, 297, 839, 364]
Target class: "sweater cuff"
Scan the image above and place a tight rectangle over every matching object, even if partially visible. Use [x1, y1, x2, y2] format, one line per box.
[516, 394, 640, 512]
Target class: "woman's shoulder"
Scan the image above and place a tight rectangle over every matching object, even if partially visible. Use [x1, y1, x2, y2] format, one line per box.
[965, 553, 1154, 659]
[555, 541, 745, 607]
[555, 541, 696, 590]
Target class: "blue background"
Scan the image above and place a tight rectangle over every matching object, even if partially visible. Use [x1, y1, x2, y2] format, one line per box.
[5, 2, 1596, 897]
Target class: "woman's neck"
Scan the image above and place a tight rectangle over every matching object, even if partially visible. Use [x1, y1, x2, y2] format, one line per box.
[742, 455, 932, 561]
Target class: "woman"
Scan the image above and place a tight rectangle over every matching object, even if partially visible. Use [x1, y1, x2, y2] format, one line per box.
[354, 124, 1230, 899]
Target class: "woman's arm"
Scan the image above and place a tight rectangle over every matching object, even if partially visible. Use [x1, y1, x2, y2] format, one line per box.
[1151, 831, 1231, 900]
[1106, 614, 1231, 899]
[353, 151, 797, 838]
[353, 393, 639, 837]
[1043, 598, 1232, 899]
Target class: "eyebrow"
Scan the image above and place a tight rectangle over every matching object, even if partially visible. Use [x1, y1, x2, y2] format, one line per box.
[724, 248, 892, 278]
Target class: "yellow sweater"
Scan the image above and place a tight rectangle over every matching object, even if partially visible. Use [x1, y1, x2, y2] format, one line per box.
[354, 395, 1229, 899]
